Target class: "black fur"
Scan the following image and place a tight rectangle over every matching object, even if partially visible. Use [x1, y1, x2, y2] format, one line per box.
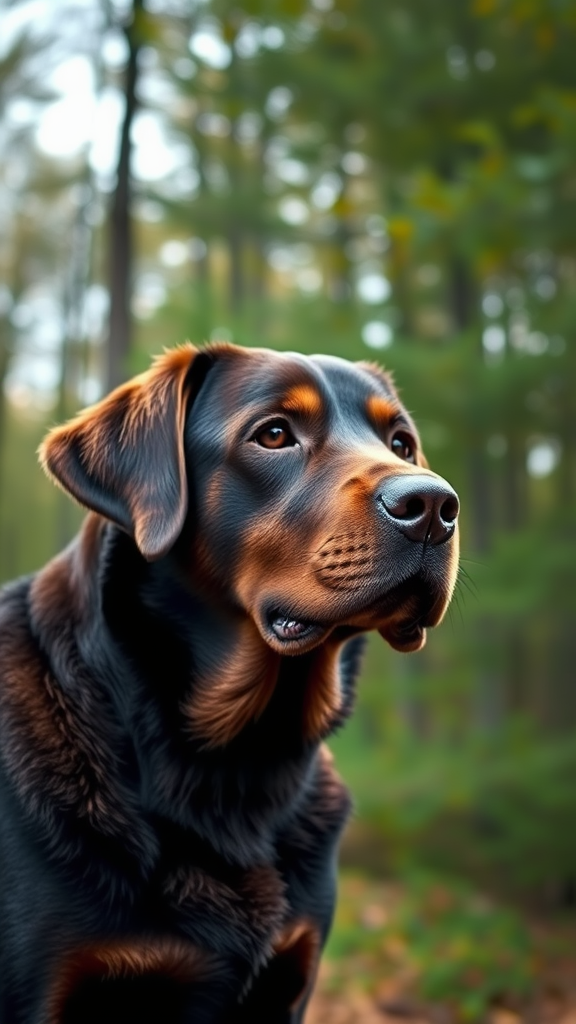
[0, 344, 458, 1023]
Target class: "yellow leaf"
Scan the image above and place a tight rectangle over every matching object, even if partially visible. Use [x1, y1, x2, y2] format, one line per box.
[332, 195, 353, 218]
[512, 0, 538, 22]
[472, 0, 497, 15]
[388, 218, 414, 242]
[560, 91, 576, 111]
[221, 20, 237, 45]
[512, 103, 544, 127]
[535, 22, 555, 50]
[479, 150, 505, 176]
[476, 248, 506, 276]
[456, 120, 500, 148]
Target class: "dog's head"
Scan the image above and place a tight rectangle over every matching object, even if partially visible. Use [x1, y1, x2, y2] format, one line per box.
[41, 343, 459, 655]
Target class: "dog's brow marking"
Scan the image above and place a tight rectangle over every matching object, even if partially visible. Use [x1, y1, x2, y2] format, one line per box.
[365, 394, 401, 429]
[281, 384, 324, 417]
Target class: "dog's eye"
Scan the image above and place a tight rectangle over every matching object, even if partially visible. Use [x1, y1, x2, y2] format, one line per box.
[254, 422, 297, 449]
[391, 431, 416, 463]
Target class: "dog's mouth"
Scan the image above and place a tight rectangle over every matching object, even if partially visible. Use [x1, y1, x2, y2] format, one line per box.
[378, 617, 427, 653]
[262, 572, 445, 655]
[373, 574, 445, 652]
[267, 611, 326, 652]
[270, 614, 315, 641]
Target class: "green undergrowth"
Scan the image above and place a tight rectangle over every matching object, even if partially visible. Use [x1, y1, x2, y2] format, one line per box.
[324, 872, 573, 1021]
[330, 637, 576, 902]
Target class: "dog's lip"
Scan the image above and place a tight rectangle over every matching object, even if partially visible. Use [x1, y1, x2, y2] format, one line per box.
[266, 609, 327, 650]
[374, 577, 444, 652]
[378, 618, 426, 653]
[270, 614, 316, 641]
[261, 571, 446, 653]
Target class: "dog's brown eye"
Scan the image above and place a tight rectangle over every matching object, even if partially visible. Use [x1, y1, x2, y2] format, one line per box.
[391, 432, 416, 463]
[254, 422, 297, 449]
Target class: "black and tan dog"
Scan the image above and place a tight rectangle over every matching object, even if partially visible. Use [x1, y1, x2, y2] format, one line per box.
[0, 343, 459, 1024]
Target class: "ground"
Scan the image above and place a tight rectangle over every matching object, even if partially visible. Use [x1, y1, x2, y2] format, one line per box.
[306, 874, 576, 1024]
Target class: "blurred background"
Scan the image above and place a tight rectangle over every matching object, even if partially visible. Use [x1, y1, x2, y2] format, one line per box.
[1, 0, 576, 1018]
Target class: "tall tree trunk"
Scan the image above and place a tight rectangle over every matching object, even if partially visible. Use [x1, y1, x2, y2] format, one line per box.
[106, 0, 143, 392]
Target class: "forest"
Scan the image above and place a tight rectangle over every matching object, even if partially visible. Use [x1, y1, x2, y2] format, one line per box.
[1, 0, 576, 1018]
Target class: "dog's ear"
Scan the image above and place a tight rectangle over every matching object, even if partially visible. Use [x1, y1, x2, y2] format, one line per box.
[40, 345, 213, 560]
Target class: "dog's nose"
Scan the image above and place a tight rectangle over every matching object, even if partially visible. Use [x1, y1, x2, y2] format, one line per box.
[378, 474, 459, 545]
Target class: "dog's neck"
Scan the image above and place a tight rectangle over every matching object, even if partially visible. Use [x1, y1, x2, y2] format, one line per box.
[25, 515, 359, 866]
[39, 516, 350, 752]
[137, 537, 348, 751]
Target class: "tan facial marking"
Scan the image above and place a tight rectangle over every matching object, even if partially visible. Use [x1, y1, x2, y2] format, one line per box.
[282, 384, 323, 418]
[314, 530, 379, 592]
[366, 394, 400, 431]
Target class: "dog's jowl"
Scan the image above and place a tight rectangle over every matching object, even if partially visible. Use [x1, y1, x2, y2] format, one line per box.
[0, 343, 459, 1024]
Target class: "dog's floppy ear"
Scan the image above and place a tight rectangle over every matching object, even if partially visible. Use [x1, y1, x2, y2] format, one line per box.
[40, 344, 213, 560]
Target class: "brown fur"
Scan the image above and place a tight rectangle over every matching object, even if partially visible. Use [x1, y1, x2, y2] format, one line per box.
[302, 641, 343, 741]
[40, 346, 201, 560]
[48, 939, 217, 1024]
[0, 343, 459, 1023]
[281, 385, 324, 419]
[184, 620, 281, 748]
[365, 393, 401, 430]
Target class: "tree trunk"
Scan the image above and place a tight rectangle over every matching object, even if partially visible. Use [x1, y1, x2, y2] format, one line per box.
[105, 0, 143, 392]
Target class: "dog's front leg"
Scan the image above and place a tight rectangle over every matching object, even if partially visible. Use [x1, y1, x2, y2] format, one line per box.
[231, 911, 326, 1024]
[231, 745, 353, 1023]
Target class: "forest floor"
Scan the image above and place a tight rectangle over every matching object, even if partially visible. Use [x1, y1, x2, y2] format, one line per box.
[306, 874, 576, 1024]
[308, 988, 576, 1024]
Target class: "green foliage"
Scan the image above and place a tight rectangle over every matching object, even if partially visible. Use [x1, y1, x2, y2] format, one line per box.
[2, 0, 576, 928]
[330, 632, 576, 897]
[0, 408, 77, 579]
[324, 871, 569, 1019]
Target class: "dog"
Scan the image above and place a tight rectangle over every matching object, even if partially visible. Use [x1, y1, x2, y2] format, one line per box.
[0, 343, 459, 1023]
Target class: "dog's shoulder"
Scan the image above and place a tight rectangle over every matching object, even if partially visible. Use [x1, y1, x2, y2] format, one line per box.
[0, 547, 159, 880]
[0, 571, 45, 735]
